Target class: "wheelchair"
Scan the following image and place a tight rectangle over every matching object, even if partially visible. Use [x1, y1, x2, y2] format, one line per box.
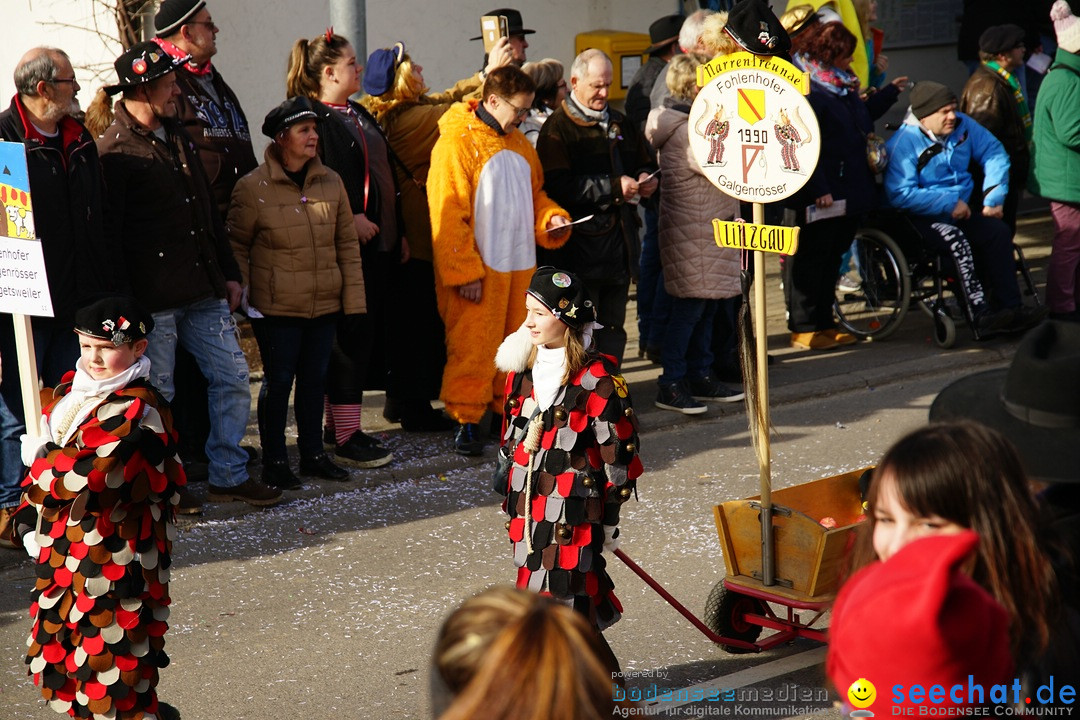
[832, 210, 1040, 348]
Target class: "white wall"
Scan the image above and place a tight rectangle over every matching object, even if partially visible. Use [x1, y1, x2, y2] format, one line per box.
[2, 0, 680, 151]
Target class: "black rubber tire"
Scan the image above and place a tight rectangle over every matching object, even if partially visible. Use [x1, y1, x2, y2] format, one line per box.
[703, 581, 765, 653]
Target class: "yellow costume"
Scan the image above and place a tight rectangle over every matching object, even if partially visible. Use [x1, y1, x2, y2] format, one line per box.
[428, 100, 569, 423]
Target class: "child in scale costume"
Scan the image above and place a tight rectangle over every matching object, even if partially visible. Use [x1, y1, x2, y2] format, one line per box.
[494, 267, 643, 642]
[14, 295, 185, 720]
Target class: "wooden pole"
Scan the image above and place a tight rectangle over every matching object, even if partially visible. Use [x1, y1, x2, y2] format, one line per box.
[13, 314, 41, 436]
[752, 201, 774, 586]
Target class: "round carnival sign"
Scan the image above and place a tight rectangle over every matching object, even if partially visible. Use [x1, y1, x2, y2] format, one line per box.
[689, 52, 820, 203]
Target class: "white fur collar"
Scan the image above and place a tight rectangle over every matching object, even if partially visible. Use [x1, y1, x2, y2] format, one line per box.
[495, 323, 533, 373]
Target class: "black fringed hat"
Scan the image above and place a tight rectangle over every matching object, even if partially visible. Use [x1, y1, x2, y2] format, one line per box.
[74, 295, 154, 346]
[929, 321, 1080, 483]
[103, 41, 188, 95]
[725, 0, 792, 56]
[526, 267, 595, 331]
[154, 0, 206, 37]
[262, 96, 318, 138]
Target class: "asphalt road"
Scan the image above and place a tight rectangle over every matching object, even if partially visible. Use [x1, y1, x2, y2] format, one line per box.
[0, 214, 1052, 720]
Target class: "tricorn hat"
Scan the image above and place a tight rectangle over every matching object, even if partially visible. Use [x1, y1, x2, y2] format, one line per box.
[469, 8, 535, 41]
[724, 0, 792, 56]
[929, 320, 1080, 483]
[646, 15, 684, 53]
[74, 295, 154, 346]
[526, 266, 595, 331]
[103, 41, 188, 95]
[154, 0, 206, 37]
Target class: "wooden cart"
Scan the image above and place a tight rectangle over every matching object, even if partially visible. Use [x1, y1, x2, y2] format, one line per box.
[615, 467, 868, 653]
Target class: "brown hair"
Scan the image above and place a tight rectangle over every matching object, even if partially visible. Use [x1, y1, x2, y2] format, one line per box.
[799, 22, 858, 67]
[83, 88, 114, 137]
[851, 422, 1061, 666]
[481, 65, 535, 102]
[521, 58, 564, 108]
[436, 588, 634, 720]
[286, 32, 352, 100]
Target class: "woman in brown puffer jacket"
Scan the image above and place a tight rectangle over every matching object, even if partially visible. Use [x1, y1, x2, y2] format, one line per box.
[227, 97, 366, 490]
[644, 53, 743, 415]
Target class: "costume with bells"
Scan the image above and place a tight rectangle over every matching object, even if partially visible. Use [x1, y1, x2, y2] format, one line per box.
[494, 268, 643, 630]
[13, 297, 185, 720]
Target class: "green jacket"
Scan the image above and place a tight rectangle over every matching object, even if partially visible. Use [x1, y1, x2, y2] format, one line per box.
[1030, 49, 1080, 203]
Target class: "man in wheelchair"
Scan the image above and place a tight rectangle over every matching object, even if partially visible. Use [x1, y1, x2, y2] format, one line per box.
[884, 81, 1046, 336]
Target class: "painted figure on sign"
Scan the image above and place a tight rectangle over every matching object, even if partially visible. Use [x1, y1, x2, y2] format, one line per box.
[695, 101, 729, 166]
[774, 107, 810, 173]
[4, 204, 34, 239]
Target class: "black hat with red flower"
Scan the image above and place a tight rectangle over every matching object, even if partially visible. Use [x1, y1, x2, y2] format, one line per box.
[103, 41, 188, 96]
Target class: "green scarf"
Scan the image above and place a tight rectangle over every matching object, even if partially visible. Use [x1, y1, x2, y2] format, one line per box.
[985, 60, 1032, 143]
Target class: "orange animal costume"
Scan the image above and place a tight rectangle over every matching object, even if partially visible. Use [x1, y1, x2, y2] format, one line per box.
[428, 100, 570, 423]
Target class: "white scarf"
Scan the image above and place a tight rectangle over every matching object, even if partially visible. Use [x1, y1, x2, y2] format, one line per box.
[531, 345, 567, 411]
[48, 355, 152, 446]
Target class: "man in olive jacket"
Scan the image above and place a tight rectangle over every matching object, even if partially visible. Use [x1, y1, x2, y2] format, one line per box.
[536, 49, 656, 364]
[1030, 0, 1080, 321]
[96, 42, 280, 507]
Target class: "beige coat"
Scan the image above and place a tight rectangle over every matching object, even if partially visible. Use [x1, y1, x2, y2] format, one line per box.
[227, 148, 366, 318]
[645, 102, 740, 300]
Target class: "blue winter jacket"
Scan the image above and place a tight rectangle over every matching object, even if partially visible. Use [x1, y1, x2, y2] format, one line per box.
[883, 111, 1011, 222]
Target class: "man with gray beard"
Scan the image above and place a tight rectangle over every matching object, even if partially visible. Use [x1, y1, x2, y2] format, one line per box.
[0, 47, 114, 547]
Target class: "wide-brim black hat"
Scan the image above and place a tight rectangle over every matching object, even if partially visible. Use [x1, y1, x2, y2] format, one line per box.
[646, 14, 684, 53]
[526, 266, 595, 331]
[929, 321, 1080, 483]
[103, 41, 188, 95]
[469, 8, 535, 41]
[724, 0, 792, 56]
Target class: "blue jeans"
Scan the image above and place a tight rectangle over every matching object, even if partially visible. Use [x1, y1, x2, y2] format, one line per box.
[251, 314, 337, 461]
[659, 297, 717, 385]
[146, 297, 251, 488]
[0, 316, 80, 506]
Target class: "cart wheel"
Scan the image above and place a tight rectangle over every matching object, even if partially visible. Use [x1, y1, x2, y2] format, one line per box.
[703, 581, 764, 653]
[933, 309, 956, 349]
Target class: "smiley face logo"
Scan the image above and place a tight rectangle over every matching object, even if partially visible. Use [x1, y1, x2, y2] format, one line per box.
[847, 678, 877, 709]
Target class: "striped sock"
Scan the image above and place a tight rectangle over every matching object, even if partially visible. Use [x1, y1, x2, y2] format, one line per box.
[330, 403, 362, 446]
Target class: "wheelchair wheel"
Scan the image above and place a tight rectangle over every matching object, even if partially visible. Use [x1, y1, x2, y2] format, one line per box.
[834, 229, 911, 341]
[932, 309, 956, 349]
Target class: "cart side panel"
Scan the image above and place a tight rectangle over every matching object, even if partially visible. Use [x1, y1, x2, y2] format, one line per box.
[807, 526, 859, 596]
[714, 503, 739, 577]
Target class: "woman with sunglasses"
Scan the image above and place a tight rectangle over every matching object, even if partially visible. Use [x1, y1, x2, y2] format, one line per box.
[426, 65, 572, 456]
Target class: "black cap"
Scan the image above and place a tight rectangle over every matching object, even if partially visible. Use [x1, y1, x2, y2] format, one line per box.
[469, 8, 535, 41]
[74, 295, 154, 346]
[647, 15, 684, 53]
[154, 0, 206, 37]
[526, 267, 595, 331]
[103, 41, 188, 96]
[262, 96, 318, 138]
[978, 24, 1027, 55]
[724, 0, 792, 56]
[910, 81, 958, 120]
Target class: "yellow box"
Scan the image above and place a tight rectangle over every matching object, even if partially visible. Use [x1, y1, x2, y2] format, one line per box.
[573, 30, 651, 101]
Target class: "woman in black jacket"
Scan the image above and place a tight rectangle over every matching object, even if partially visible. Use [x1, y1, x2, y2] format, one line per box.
[784, 21, 901, 351]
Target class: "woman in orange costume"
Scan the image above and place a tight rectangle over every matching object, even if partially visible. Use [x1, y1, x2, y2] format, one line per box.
[427, 65, 571, 456]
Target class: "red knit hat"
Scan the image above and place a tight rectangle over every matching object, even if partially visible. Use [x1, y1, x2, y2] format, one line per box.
[827, 532, 1013, 714]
